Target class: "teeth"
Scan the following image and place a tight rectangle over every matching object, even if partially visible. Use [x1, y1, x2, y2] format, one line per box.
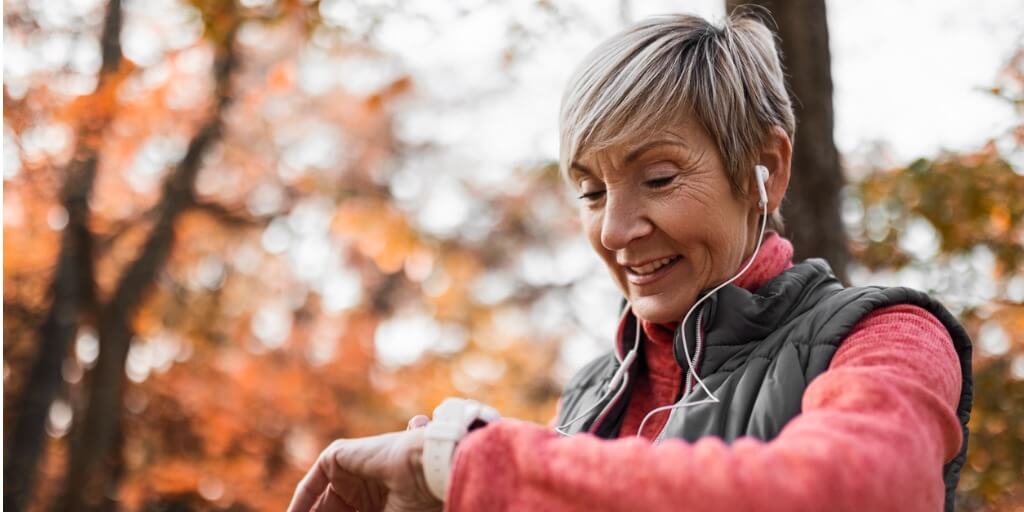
[629, 256, 678, 275]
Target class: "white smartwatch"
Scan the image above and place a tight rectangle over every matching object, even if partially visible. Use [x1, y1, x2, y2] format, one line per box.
[421, 398, 500, 501]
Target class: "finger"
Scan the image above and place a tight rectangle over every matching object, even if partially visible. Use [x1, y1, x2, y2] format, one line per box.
[309, 489, 327, 512]
[311, 487, 358, 512]
[407, 415, 430, 430]
[287, 446, 335, 512]
[326, 486, 358, 512]
[323, 439, 388, 510]
[331, 455, 387, 509]
[310, 490, 324, 512]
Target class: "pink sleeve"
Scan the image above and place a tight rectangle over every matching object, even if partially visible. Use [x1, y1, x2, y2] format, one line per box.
[445, 305, 963, 512]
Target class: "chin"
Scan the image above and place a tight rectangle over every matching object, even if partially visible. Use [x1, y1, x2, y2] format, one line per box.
[629, 297, 688, 324]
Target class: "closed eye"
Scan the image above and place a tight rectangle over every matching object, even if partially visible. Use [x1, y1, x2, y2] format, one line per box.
[578, 190, 606, 201]
[645, 175, 676, 189]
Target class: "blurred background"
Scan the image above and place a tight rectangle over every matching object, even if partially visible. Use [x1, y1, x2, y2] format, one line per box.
[3, 0, 1022, 510]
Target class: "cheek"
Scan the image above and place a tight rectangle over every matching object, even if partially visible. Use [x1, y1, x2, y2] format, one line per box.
[652, 188, 740, 271]
[651, 193, 711, 247]
[698, 199, 751, 271]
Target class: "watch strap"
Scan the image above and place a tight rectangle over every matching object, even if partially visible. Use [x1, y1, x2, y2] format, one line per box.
[421, 398, 500, 501]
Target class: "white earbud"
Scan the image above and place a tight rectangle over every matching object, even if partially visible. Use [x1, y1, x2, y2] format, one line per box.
[755, 164, 769, 208]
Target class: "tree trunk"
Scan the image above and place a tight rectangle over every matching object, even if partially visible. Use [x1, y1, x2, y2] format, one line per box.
[53, 24, 240, 511]
[726, 0, 850, 283]
[3, 2, 122, 509]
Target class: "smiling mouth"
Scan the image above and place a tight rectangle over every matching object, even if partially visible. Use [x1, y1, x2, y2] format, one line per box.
[626, 255, 681, 276]
[623, 255, 682, 286]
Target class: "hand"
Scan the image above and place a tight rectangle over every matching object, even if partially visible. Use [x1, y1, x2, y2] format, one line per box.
[287, 427, 442, 512]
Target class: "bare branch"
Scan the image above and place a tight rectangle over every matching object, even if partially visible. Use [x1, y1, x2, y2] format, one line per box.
[3, 1, 122, 509]
[55, 16, 242, 511]
[191, 199, 276, 227]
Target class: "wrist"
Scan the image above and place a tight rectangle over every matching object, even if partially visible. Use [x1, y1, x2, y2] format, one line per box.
[421, 399, 500, 501]
[406, 430, 440, 505]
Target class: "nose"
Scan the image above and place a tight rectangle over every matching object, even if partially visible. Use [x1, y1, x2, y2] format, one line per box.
[600, 192, 653, 252]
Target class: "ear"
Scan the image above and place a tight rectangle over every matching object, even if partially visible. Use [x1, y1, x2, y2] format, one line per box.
[752, 125, 792, 215]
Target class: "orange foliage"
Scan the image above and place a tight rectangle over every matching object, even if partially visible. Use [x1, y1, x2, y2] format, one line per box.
[6, 2, 1018, 511]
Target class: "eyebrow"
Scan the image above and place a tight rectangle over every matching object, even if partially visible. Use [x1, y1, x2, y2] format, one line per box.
[624, 140, 689, 164]
[569, 162, 594, 177]
[570, 139, 689, 176]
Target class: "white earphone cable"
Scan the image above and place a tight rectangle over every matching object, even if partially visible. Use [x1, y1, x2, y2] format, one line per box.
[634, 194, 769, 439]
[555, 165, 772, 440]
[555, 306, 640, 436]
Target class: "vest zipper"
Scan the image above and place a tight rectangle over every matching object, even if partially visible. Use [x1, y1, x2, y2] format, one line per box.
[654, 306, 706, 444]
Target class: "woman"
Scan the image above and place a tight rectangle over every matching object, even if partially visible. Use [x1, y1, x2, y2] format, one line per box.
[289, 12, 972, 512]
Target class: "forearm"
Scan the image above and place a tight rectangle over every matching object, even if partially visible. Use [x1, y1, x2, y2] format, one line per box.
[445, 306, 962, 512]
[447, 412, 945, 512]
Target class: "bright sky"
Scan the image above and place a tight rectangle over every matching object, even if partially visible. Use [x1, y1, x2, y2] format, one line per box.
[361, 0, 1022, 371]
[828, 0, 1022, 164]
[5, 0, 1021, 374]
[374, 0, 1022, 179]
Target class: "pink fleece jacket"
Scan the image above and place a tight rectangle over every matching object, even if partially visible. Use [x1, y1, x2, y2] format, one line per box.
[446, 234, 963, 512]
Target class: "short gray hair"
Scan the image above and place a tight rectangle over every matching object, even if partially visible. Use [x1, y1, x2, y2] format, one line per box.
[559, 12, 795, 205]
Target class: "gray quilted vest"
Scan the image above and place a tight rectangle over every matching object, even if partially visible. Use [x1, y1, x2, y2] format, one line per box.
[555, 260, 972, 511]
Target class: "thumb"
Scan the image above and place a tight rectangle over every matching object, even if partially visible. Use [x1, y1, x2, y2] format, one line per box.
[407, 415, 430, 430]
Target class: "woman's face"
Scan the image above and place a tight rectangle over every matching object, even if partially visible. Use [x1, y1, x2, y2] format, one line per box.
[570, 117, 760, 324]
